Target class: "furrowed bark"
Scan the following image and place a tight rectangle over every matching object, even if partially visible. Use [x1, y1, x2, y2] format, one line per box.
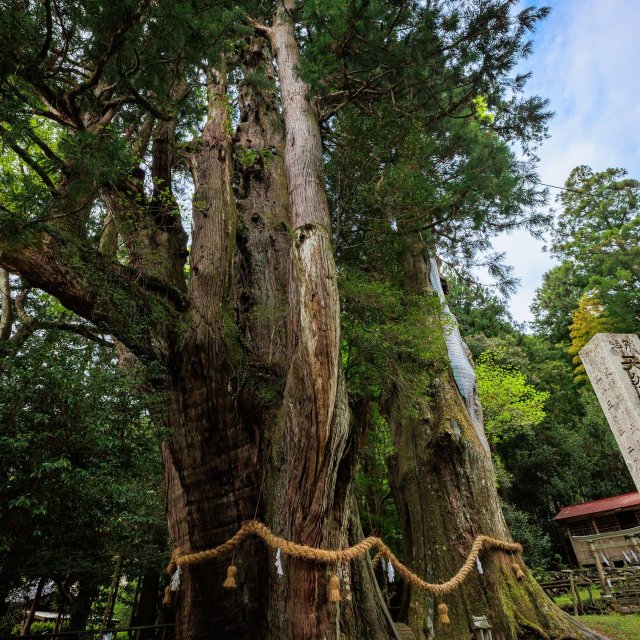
[234, 38, 291, 376]
[383, 237, 606, 640]
[0, 268, 12, 340]
[163, 57, 267, 640]
[234, 39, 295, 639]
[268, 7, 393, 638]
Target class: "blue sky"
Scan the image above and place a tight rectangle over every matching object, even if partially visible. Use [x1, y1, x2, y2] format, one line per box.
[494, 0, 640, 324]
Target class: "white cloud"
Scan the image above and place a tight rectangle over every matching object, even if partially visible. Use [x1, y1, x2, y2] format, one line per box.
[497, 0, 640, 324]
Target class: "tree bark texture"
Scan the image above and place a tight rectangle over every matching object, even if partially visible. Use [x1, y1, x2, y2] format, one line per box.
[160, 55, 268, 639]
[131, 570, 160, 639]
[263, 8, 394, 637]
[0, 268, 12, 340]
[382, 239, 605, 640]
[158, 31, 393, 639]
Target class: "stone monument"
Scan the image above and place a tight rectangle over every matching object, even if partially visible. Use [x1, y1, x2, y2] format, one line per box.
[580, 333, 640, 491]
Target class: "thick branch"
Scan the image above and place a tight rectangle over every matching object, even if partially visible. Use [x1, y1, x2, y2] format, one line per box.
[0, 225, 179, 361]
[38, 0, 53, 60]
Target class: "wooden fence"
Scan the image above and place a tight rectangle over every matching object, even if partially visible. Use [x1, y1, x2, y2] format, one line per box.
[0, 624, 174, 640]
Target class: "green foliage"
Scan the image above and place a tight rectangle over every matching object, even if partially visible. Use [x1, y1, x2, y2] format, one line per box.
[534, 166, 640, 339]
[328, 101, 549, 294]
[446, 273, 517, 348]
[476, 351, 549, 445]
[472, 96, 495, 124]
[355, 406, 402, 555]
[235, 147, 275, 169]
[531, 262, 587, 343]
[501, 503, 552, 575]
[340, 268, 447, 403]
[495, 333, 632, 515]
[0, 326, 166, 593]
[10, 620, 69, 635]
[579, 614, 640, 640]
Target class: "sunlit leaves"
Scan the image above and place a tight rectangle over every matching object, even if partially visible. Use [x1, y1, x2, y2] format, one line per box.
[476, 350, 549, 445]
[567, 293, 614, 383]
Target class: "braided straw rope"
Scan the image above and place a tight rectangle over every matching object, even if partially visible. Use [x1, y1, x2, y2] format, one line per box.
[169, 520, 522, 596]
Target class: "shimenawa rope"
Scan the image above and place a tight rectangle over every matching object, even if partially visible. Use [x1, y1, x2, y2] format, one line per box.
[163, 519, 525, 624]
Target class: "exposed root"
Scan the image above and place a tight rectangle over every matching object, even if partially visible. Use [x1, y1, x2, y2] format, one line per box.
[515, 614, 551, 640]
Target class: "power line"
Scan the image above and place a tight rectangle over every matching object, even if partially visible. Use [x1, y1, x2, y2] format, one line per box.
[535, 180, 623, 201]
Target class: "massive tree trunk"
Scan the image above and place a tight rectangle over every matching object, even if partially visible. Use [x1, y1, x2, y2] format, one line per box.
[382, 237, 605, 640]
[260, 13, 392, 635]
[159, 29, 393, 639]
[160, 55, 268, 639]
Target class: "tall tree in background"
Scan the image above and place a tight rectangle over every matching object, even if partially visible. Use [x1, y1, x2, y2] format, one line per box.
[0, 1, 606, 639]
[534, 165, 640, 339]
[322, 4, 603, 633]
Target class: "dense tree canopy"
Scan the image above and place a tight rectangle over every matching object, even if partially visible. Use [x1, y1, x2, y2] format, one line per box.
[1, 329, 164, 581]
[0, 300, 166, 633]
[534, 166, 640, 340]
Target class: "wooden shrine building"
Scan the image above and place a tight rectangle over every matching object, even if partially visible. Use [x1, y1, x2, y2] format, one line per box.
[554, 491, 640, 567]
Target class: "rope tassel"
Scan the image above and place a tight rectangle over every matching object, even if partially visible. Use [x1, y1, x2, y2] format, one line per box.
[166, 547, 181, 576]
[512, 562, 525, 580]
[438, 602, 450, 626]
[328, 573, 341, 602]
[163, 548, 182, 606]
[162, 521, 523, 605]
[222, 565, 238, 589]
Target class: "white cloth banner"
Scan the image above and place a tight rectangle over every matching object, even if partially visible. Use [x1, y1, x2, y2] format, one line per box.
[170, 566, 182, 591]
[275, 548, 284, 576]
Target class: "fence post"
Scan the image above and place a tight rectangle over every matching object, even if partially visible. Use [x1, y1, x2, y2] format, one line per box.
[588, 541, 610, 595]
[21, 579, 45, 636]
[99, 555, 123, 639]
[569, 571, 579, 616]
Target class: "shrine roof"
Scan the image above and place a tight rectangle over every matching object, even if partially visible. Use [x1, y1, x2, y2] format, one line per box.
[554, 491, 640, 521]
